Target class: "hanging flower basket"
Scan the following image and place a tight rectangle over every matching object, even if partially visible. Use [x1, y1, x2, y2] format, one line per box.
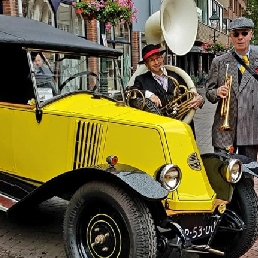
[87, 11, 97, 20]
[72, 0, 138, 28]
[76, 9, 97, 20]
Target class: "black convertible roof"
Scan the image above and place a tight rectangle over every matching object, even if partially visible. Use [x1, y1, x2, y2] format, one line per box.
[0, 15, 122, 58]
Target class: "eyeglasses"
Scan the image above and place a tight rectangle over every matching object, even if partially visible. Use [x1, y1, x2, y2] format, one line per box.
[232, 31, 249, 37]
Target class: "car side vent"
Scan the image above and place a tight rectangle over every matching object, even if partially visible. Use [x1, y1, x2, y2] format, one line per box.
[73, 120, 103, 169]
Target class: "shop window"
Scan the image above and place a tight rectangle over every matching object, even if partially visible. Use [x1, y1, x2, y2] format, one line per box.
[57, 4, 84, 36]
[25, 0, 50, 23]
[222, 18, 228, 34]
[100, 23, 131, 91]
[196, 0, 208, 24]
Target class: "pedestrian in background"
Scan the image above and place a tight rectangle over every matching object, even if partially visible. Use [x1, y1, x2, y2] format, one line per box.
[206, 17, 258, 161]
[32, 52, 53, 76]
[31, 52, 58, 97]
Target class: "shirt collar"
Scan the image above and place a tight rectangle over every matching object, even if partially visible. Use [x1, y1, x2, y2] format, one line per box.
[151, 67, 167, 78]
[235, 47, 250, 59]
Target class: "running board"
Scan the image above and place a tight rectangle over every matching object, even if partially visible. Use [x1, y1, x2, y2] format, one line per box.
[0, 193, 18, 211]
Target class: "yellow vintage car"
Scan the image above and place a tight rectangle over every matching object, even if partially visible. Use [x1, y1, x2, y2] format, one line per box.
[0, 14, 257, 258]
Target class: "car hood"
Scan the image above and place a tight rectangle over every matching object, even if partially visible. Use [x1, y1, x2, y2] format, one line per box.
[42, 92, 183, 126]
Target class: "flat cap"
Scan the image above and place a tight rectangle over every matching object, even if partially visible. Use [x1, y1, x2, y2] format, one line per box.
[228, 17, 254, 30]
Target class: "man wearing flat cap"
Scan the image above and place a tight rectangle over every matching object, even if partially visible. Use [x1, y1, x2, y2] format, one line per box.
[206, 16, 258, 174]
[130, 44, 204, 136]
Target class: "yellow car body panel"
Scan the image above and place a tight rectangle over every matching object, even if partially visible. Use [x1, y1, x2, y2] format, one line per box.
[0, 107, 15, 172]
[3, 106, 76, 181]
[0, 93, 216, 212]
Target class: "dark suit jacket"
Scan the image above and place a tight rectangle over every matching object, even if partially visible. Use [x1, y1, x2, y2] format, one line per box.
[132, 69, 187, 106]
[206, 49, 258, 148]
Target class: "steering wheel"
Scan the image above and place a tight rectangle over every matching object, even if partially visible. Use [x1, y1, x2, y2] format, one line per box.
[59, 71, 99, 92]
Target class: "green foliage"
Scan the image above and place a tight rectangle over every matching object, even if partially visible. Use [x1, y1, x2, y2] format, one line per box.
[243, 0, 258, 45]
[190, 74, 199, 85]
[202, 41, 231, 53]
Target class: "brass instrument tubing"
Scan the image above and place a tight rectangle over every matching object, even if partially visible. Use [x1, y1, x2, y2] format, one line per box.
[161, 74, 194, 119]
[220, 64, 232, 131]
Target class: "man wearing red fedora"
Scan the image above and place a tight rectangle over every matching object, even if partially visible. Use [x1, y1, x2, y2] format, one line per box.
[132, 44, 204, 136]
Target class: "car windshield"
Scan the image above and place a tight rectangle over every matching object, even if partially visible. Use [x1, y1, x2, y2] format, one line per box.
[30, 50, 125, 103]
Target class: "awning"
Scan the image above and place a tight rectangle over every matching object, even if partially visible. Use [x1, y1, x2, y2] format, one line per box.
[189, 46, 203, 53]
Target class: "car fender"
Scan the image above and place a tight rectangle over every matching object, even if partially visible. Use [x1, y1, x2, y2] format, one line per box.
[92, 163, 169, 200]
[201, 153, 235, 201]
[228, 153, 258, 178]
[202, 152, 258, 177]
[8, 164, 168, 215]
[201, 152, 258, 201]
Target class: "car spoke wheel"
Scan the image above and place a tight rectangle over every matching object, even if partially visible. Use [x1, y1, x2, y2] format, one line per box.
[63, 181, 157, 258]
[84, 206, 128, 257]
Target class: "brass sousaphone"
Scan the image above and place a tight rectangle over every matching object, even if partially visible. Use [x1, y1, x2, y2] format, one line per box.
[127, 0, 198, 124]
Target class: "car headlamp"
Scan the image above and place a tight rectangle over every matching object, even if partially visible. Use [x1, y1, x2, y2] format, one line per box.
[221, 159, 242, 183]
[159, 164, 182, 192]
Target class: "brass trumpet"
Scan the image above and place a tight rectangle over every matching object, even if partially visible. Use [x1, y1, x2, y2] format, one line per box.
[220, 64, 232, 131]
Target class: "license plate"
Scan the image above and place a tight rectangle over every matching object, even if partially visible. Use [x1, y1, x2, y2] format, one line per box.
[184, 222, 216, 240]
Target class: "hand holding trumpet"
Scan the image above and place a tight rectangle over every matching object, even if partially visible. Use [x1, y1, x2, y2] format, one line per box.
[217, 67, 231, 99]
[217, 84, 229, 99]
[219, 63, 232, 131]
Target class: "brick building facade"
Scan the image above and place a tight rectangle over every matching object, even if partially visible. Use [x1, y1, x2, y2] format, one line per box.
[2, 0, 17, 16]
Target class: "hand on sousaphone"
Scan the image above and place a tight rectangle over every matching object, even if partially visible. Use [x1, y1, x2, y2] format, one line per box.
[189, 92, 205, 110]
[149, 94, 162, 107]
[163, 73, 204, 111]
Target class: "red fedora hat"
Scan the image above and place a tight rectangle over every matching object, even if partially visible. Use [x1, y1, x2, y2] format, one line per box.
[138, 44, 166, 64]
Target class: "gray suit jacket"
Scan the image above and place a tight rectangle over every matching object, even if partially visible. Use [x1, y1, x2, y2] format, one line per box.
[35, 65, 52, 76]
[206, 49, 258, 148]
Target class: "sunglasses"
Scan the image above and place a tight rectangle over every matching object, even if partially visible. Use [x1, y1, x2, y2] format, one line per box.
[232, 31, 249, 37]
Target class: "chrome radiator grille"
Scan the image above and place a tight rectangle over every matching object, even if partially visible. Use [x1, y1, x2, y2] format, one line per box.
[73, 121, 103, 169]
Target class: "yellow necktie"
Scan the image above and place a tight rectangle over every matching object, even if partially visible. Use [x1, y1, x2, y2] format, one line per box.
[240, 55, 249, 74]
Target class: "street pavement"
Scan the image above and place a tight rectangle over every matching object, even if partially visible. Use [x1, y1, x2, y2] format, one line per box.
[0, 86, 257, 257]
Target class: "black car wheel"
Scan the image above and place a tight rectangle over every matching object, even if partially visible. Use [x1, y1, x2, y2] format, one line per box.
[63, 181, 157, 258]
[202, 178, 258, 258]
